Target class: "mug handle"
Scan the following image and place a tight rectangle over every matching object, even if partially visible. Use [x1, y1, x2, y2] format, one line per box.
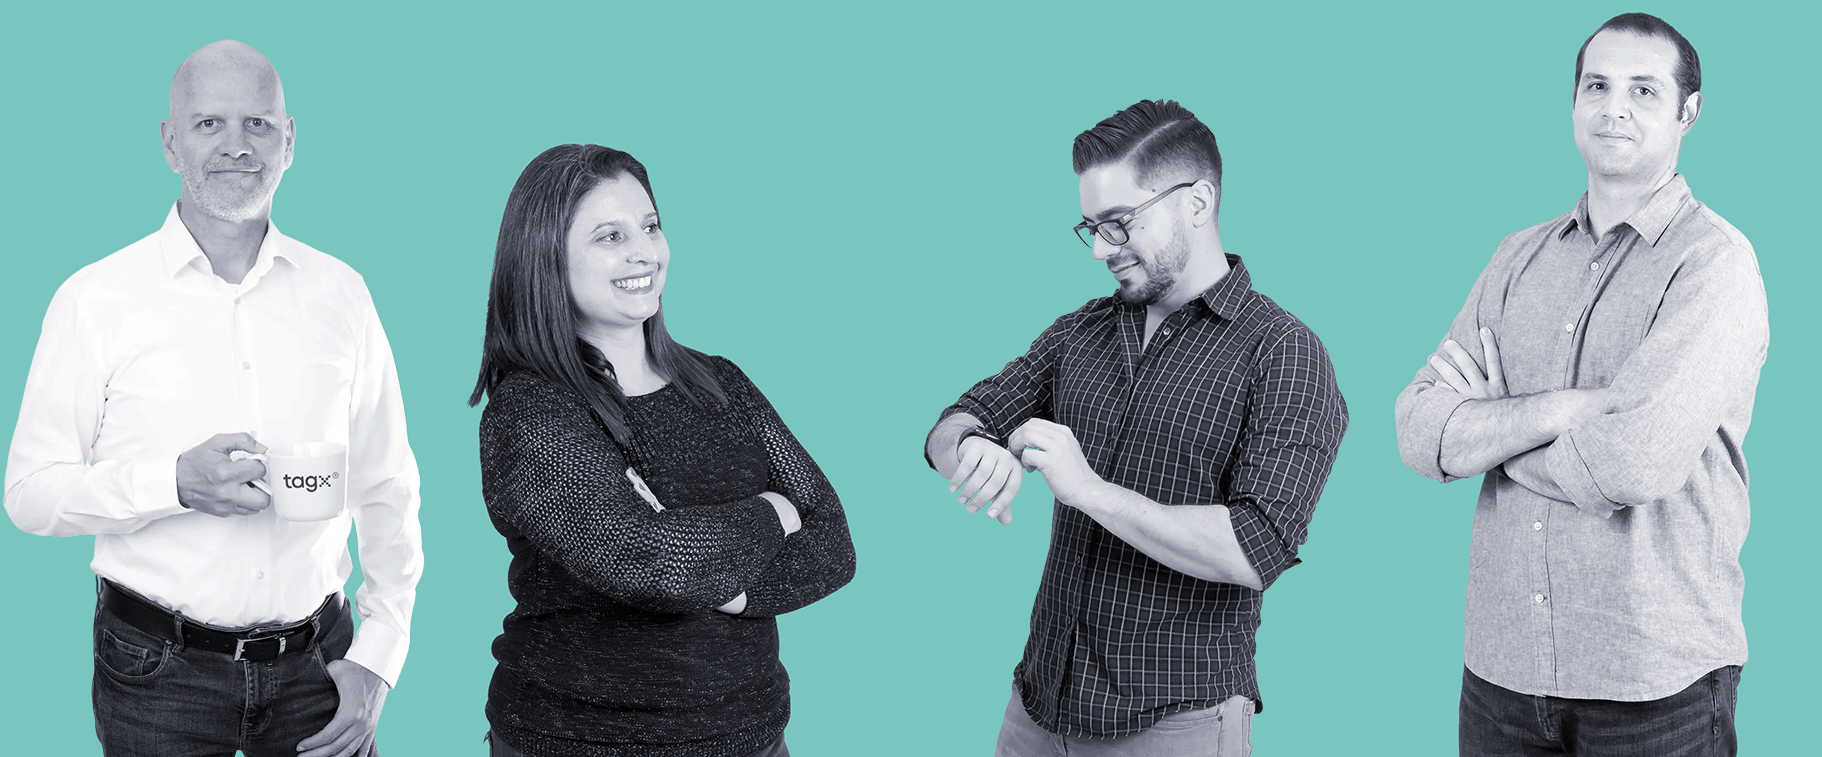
[228, 450, 274, 496]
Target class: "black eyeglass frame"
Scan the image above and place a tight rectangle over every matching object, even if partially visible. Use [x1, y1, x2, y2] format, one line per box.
[1072, 182, 1197, 248]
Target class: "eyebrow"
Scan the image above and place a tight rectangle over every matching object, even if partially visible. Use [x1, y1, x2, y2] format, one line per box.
[588, 213, 659, 234]
[1085, 205, 1135, 223]
[185, 111, 280, 120]
[1580, 72, 1667, 85]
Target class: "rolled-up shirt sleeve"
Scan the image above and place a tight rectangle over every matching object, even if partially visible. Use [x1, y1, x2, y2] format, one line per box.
[340, 292, 424, 687]
[1394, 242, 1509, 484]
[938, 306, 1088, 439]
[1226, 327, 1348, 589]
[5, 279, 188, 537]
[1545, 239, 1768, 516]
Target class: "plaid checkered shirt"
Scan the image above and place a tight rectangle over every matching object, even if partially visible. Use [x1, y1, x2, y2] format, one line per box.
[939, 254, 1348, 737]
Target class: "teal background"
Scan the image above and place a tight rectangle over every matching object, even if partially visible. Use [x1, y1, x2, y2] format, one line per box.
[2, 1, 1814, 753]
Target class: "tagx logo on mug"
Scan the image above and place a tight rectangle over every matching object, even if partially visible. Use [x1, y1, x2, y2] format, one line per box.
[230, 442, 349, 521]
[282, 472, 341, 492]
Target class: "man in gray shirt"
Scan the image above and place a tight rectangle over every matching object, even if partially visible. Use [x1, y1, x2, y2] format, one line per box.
[1395, 13, 1766, 757]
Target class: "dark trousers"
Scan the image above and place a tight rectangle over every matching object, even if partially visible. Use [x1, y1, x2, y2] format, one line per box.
[486, 731, 788, 757]
[1459, 666, 1739, 757]
[92, 593, 372, 757]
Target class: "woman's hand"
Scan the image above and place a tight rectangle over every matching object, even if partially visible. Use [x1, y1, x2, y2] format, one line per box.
[760, 491, 800, 536]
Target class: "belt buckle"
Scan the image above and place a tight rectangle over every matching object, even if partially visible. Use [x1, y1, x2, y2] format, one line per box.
[233, 631, 288, 661]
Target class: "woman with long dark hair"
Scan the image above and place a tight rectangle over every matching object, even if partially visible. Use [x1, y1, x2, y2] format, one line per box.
[469, 144, 855, 757]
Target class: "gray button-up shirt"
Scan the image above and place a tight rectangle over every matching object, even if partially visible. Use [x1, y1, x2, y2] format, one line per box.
[1394, 175, 1767, 701]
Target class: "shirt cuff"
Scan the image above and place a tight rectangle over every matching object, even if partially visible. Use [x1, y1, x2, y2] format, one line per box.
[343, 613, 408, 687]
[1403, 389, 1471, 483]
[1545, 434, 1621, 519]
[926, 404, 988, 471]
[134, 456, 189, 520]
[1228, 503, 1297, 590]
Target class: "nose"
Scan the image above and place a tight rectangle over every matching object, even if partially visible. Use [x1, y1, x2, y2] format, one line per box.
[221, 124, 253, 159]
[624, 236, 658, 265]
[1091, 232, 1121, 261]
[1601, 97, 1629, 122]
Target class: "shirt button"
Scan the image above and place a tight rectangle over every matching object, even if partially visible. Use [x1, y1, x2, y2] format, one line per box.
[1564, 323, 1575, 333]
[1589, 261, 1600, 272]
[1533, 593, 1546, 604]
[1533, 521, 1543, 531]
[256, 571, 265, 579]
[242, 361, 251, 370]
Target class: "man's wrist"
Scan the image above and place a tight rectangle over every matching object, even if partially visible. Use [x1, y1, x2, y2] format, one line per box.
[957, 427, 1002, 454]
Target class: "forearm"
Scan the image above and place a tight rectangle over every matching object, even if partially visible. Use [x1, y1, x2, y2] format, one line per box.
[1073, 481, 1263, 590]
[5, 457, 187, 536]
[1439, 390, 1602, 478]
[925, 412, 981, 479]
[1500, 447, 1569, 502]
[345, 478, 422, 686]
[737, 507, 856, 617]
[488, 483, 789, 614]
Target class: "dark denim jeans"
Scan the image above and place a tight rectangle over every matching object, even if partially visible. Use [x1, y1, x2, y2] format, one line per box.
[91, 595, 373, 757]
[1459, 666, 1739, 757]
[485, 731, 787, 757]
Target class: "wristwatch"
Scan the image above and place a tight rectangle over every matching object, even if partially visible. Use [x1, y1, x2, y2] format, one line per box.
[957, 427, 1004, 453]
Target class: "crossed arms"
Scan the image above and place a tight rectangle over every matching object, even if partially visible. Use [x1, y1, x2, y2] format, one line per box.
[1394, 237, 1767, 515]
[480, 366, 854, 617]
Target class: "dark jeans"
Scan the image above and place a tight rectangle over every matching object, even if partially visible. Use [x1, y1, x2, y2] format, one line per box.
[1459, 666, 1739, 757]
[92, 593, 373, 757]
[485, 731, 788, 757]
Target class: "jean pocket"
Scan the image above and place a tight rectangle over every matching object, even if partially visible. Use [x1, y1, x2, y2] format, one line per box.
[1148, 703, 1225, 731]
[94, 626, 169, 683]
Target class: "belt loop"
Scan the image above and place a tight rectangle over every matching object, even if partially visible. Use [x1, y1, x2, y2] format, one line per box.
[170, 615, 186, 652]
[308, 598, 325, 648]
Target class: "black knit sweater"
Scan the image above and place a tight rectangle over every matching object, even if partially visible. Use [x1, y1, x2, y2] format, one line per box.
[478, 357, 856, 757]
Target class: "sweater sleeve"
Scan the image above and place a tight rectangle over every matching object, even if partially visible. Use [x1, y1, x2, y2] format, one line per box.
[478, 372, 787, 615]
[714, 358, 856, 618]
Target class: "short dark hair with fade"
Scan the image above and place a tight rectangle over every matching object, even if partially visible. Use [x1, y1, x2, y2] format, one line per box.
[1072, 100, 1223, 196]
[1574, 12, 1701, 104]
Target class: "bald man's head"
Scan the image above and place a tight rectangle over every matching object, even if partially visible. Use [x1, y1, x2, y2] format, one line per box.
[169, 40, 286, 120]
[162, 41, 294, 223]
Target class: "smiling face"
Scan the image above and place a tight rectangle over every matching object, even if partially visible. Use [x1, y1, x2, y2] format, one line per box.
[566, 175, 668, 341]
[1572, 30, 1694, 184]
[162, 42, 293, 223]
[1078, 161, 1193, 307]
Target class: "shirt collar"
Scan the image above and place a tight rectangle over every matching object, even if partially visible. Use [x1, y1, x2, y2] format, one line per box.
[1194, 254, 1253, 320]
[1558, 174, 1693, 247]
[1116, 253, 1252, 320]
[156, 202, 301, 279]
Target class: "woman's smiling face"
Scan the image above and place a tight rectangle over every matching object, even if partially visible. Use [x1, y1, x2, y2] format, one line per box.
[566, 175, 668, 340]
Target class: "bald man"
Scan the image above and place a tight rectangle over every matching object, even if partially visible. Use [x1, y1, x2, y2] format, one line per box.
[5, 41, 421, 757]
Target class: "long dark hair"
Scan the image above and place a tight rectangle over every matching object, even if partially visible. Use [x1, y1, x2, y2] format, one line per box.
[468, 144, 725, 443]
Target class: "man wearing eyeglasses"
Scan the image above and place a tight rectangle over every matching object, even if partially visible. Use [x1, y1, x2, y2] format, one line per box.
[924, 99, 1348, 756]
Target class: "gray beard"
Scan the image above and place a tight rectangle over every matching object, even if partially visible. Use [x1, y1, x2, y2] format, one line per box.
[178, 162, 280, 223]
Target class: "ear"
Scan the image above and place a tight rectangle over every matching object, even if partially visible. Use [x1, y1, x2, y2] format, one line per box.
[160, 119, 180, 173]
[1679, 91, 1702, 133]
[281, 114, 296, 170]
[1187, 179, 1220, 229]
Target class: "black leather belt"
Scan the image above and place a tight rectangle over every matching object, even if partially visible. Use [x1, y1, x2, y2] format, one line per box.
[99, 579, 342, 662]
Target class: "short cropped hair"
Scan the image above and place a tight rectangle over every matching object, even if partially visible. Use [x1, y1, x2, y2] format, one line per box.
[1574, 13, 1701, 104]
[1072, 100, 1222, 196]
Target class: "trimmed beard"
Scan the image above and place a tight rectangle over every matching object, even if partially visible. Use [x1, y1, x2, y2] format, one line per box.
[1114, 218, 1190, 307]
[177, 157, 282, 223]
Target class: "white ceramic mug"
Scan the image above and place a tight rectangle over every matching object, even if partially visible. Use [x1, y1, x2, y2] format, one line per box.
[230, 442, 349, 521]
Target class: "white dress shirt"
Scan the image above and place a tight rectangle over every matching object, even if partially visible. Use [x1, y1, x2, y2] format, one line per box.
[5, 204, 422, 686]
